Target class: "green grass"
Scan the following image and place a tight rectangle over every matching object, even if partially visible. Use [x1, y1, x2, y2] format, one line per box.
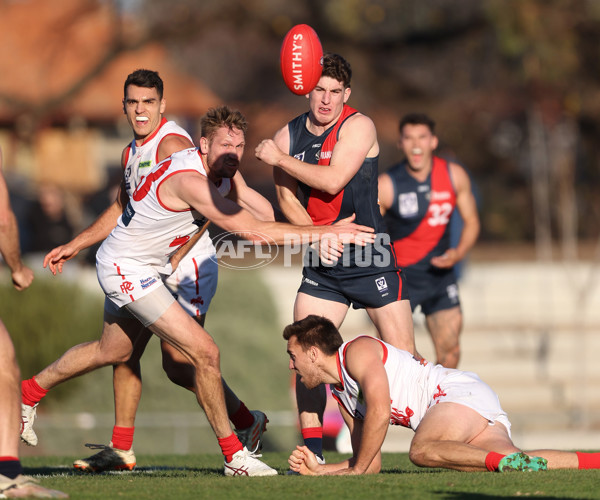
[21, 452, 600, 500]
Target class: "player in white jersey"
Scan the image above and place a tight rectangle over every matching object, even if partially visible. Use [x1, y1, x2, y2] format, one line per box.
[284, 315, 600, 474]
[31, 72, 268, 472]
[23, 105, 375, 476]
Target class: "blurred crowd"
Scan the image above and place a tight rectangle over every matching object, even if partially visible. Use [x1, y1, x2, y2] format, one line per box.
[5, 167, 122, 268]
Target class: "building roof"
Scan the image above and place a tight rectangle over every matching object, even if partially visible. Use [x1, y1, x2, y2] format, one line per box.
[0, 0, 219, 122]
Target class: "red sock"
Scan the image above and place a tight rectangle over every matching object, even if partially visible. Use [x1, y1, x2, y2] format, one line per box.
[218, 433, 243, 462]
[21, 377, 48, 406]
[230, 402, 254, 430]
[111, 426, 135, 451]
[485, 452, 506, 471]
[576, 451, 600, 469]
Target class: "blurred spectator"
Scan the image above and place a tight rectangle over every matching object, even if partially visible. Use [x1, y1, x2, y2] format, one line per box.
[23, 184, 74, 255]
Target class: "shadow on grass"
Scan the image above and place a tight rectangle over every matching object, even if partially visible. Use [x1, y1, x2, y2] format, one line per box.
[24, 465, 224, 477]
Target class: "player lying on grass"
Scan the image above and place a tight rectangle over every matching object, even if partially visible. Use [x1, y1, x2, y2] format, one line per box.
[284, 315, 600, 475]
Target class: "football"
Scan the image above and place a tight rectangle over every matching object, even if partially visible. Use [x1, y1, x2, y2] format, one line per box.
[280, 24, 323, 95]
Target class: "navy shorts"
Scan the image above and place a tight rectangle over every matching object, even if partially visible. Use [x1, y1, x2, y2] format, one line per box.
[298, 264, 410, 309]
[403, 266, 460, 315]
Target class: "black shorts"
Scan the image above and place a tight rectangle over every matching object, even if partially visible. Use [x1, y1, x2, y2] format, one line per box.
[403, 266, 460, 315]
[298, 264, 410, 309]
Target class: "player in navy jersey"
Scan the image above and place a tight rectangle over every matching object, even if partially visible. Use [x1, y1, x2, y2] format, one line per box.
[256, 53, 417, 463]
[378, 113, 480, 368]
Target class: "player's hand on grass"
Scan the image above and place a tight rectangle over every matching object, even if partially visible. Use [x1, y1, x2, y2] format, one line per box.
[43, 242, 80, 275]
[289, 445, 320, 475]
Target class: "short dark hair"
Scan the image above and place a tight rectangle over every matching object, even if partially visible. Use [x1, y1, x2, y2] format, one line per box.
[321, 53, 352, 89]
[200, 106, 248, 142]
[124, 69, 164, 99]
[399, 113, 436, 135]
[283, 315, 343, 355]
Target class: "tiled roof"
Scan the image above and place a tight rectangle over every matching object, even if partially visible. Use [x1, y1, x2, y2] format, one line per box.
[0, 0, 219, 122]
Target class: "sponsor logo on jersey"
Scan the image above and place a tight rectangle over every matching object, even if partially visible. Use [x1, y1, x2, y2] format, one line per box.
[140, 277, 157, 289]
[431, 190, 452, 201]
[139, 160, 152, 169]
[398, 192, 418, 217]
[319, 150, 332, 160]
[294, 152, 305, 161]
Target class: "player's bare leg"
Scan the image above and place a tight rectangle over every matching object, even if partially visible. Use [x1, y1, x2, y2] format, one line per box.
[410, 402, 519, 471]
[425, 306, 462, 368]
[113, 327, 152, 428]
[146, 302, 232, 438]
[0, 323, 20, 459]
[366, 299, 416, 354]
[34, 316, 137, 391]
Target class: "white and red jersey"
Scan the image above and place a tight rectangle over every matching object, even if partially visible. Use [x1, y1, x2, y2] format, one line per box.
[122, 118, 192, 196]
[122, 118, 217, 261]
[97, 147, 230, 274]
[331, 336, 509, 432]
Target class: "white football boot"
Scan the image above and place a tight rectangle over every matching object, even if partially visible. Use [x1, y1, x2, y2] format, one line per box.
[224, 447, 278, 477]
[20, 403, 38, 446]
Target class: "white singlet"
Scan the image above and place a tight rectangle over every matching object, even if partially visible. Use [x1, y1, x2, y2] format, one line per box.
[120, 119, 220, 316]
[331, 336, 511, 435]
[97, 147, 230, 309]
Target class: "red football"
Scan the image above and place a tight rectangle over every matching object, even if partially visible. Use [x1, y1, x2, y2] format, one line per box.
[280, 24, 323, 95]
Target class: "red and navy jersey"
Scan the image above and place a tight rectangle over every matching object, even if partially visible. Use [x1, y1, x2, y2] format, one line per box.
[384, 157, 457, 270]
[287, 105, 396, 274]
[287, 105, 386, 233]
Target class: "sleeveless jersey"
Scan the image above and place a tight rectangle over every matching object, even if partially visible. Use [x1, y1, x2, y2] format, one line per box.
[287, 105, 395, 273]
[122, 117, 215, 258]
[97, 148, 230, 273]
[384, 157, 456, 269]
[331, 336, 453, 431]
[123, 118, 192, 195]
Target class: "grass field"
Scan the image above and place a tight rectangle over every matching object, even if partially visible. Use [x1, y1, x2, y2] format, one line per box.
[22, 452, 600, 500]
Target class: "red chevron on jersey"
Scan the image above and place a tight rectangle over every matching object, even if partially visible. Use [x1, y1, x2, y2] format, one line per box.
[306, 105, 358, 225]
[393, 157, 456, 267]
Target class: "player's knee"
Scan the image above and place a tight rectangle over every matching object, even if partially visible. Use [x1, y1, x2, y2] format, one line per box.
[408, 442, 430, 467]
[190, 338, 221, 372]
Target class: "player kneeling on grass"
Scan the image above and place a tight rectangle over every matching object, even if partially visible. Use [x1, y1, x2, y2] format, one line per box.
[284, 315, 600, 475]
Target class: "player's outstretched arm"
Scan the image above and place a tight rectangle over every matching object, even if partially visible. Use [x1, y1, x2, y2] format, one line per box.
[0, 158, 34, 291]
[43, 187, 126, 275]
[171, 171, 375, 247]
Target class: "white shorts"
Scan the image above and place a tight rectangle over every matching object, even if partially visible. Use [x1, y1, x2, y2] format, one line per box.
[164, 252, 218, 317]
[98, 252, 218, 319]
[430, 370, 512, 437]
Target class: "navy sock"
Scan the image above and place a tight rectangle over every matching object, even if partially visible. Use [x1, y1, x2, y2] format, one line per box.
[303, 437, 323, 460]
[0, 458, 23, 479]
